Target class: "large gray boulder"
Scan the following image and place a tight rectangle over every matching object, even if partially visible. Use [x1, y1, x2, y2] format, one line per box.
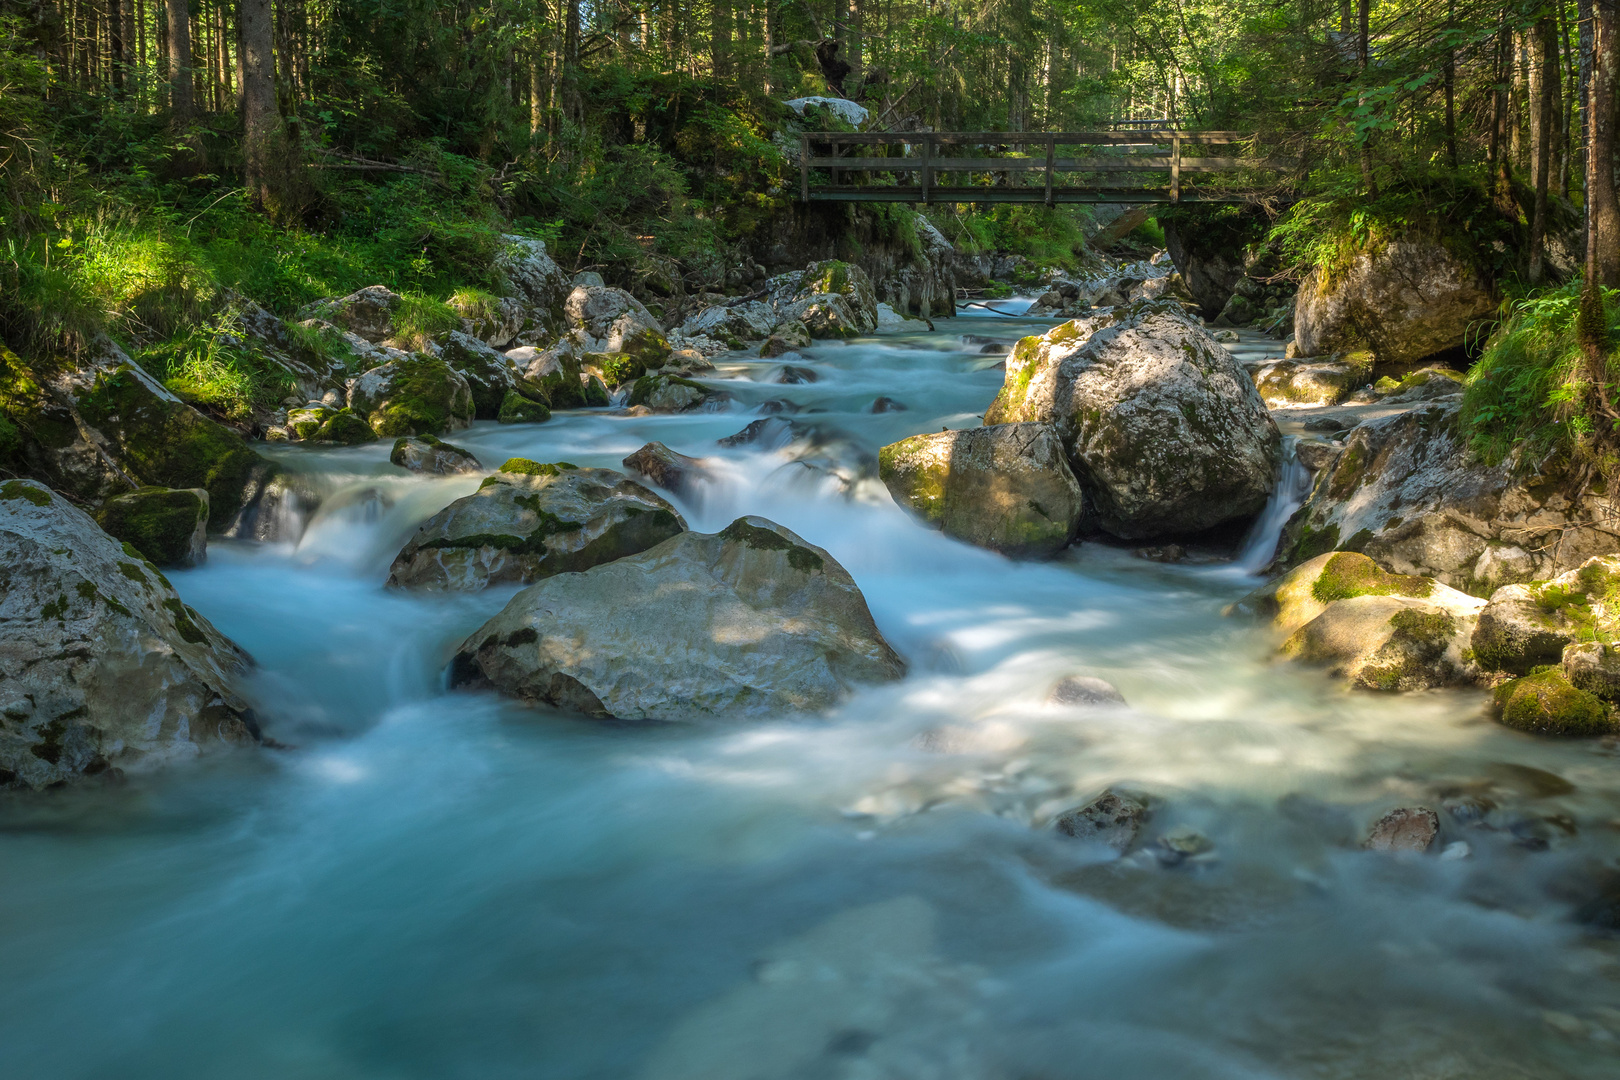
[1281, 593, 1481, 692]
[564, 285, 665, 343]
[768, 261, 881, 339]
[1471, 557, 1620, 673]
[1278, 400, 1620, 588]
[449, 516, 906, 720]
[878, 423, 1084, 558]
[347, 354, 475, 437]
[495, 234, 571, 332]
[679, 301, 777, 343]
[387, 459, 686, 591]
[0, 480, 256, 789]
[438, 330, 521, 419]
[1293, 239, 1497, 364]
[298, 285, 402, 344]
[984, 300, 1280, 539]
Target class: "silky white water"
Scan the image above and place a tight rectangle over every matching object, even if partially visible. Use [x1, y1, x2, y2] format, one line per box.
[4, 315, 1620, 1079]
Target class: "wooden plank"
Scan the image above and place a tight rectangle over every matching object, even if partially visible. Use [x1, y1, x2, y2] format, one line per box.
[805, 187, 1258, 204]
[1171, 135, 1181, 203]
[799, 130, 1253, 145]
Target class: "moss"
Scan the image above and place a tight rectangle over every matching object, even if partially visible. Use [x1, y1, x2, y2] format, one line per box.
[498, 458, 577, 476]
[95, 487, 205, 567]
[619, 328, 672, 367]
[877, 437, 947, 524]
[497, 391, 552, 424]
[161, 598, 211, 645]
[1494, 669, 1615, 736]
[0, 344, 81, 455]
[719, 517, 824, 573]
[313, 409, 377, 445]
[0, 480, 52, 506]
[1291, 520, 1341, 564]
[74, 363, 268, 526]
[364, 354, 473, 437]
[1326, 442, 1367, 500]
[1340, 527, 1376, 553]
[1312, 552, 1434, 603]
[628, 373, 706, 407]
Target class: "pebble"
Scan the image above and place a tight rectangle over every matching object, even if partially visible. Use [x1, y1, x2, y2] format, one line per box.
[1363, 806, 1440, 853]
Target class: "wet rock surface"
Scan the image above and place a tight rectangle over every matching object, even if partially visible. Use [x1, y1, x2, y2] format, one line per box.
[94, 486, 209, 568]
[390, 435, 482, 475]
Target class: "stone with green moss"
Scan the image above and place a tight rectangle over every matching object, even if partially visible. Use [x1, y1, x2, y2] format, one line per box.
[1493, 669, 1615, 737]
[1236, 551, 1477, 638]
[497, 390, 552, 424]
[1282, 593, 1477, 692]
[0, 479, 255, 789]
[347, 353, 475, 437]
[627, 372, 725, 413]
[878, 423, 1084, 558]
[448, 515, 904, 720]
[1562, 641, 1620, 702]
[388, 464, 685, 591]
[390, 435, 482, 475]
[94, 486, 210, 568]
[1469, 559, 1620, 674]
[313, 409, 378, 445]
[439, 330, 520, 419]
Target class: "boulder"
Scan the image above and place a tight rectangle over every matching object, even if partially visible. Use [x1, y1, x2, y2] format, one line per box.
[1163, 219, 1245, 315]
[878, 423, 1084, 558]
[1, 342, 272, 528]
[770, 261, 880, 339]
[449, 292, 532, 349]
[94, 486, 209, 568]
[1281, 593, 1481, 691]
[390, 435, 482, 475]
[1493, 669, 1615, 736]
[347, 354, 475, 437]
[622, 442, 710, 496]
[875, 302, 932, 333]
[387, 459, 686, 592]
[985, 300, 1280, 539]
[497, 390, 551, 424]
[1238, 551, 1479, 637]
[507, 342, 590, 410]
[438, 331, 519, 419]
[1293, 239, 1497, 365]
[283, 405, 376, 445]
[679, 301, 777, 344]
[299, 285, 401, 344]
[1277, 400, 1620, 588]
[627, 372, 731, 413]
[1471, 556, 1620, 673]
[449, 516, 906, 720]
[229, 301, 350, 405]
[1363, 807, 1440, 853]
[564, 284, 665, 342]
[1053, 789, 1149, 850]
[1251, 359, 1365, 408]
[495, 235, 571, 333]
[0, 480, 256, 789]
[1562, 641, 1620, 701]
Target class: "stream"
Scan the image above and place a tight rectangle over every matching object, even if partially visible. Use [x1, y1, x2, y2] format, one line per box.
[4, 309, 1620, 1079]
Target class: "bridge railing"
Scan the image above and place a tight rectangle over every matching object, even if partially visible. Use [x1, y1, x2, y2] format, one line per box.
[796, 131, 1298, 205]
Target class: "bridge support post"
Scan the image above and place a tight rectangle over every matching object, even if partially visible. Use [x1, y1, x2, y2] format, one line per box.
[921, 135, 933, 205]
[1171, 134, 1181, 203]
[1044, 134, 1055, 208]
[800, 134, 809, 202]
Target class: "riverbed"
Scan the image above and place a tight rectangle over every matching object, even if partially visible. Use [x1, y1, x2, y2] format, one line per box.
[4, 310, 1619, 1078]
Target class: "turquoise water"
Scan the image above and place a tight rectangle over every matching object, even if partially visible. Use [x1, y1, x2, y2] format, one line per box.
[3, 313, 1619, 1079]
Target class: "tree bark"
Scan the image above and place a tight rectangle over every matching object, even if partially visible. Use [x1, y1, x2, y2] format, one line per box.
[165, 0, 192, 120]
[562, 0, 582, 125]
[240, 0, 278, 209]
[1443, 0, 1456, 169]
[107, 0, 124, 93]
[1591, 0, 1620, 288]
[1529, 13, 1557, 283]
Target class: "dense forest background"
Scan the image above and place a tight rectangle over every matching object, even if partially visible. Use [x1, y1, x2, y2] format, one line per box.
[3, 0, 1620, 450]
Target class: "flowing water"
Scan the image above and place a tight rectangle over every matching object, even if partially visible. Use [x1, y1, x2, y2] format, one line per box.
[5, 311, 1620, 1079]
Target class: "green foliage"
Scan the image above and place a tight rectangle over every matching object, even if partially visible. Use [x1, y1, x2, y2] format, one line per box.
[928, 204, 1088, 269]
[1461, 282, 1620, 464]
[136, 308, 295, 419]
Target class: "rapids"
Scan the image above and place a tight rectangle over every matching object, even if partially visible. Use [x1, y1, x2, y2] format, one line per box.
[4, 311, 1620, 1079]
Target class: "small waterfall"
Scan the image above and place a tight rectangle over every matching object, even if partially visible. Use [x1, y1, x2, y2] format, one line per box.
[1234, 437, 1314, 574]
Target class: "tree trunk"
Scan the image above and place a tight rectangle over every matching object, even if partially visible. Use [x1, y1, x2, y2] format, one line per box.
[1530, 13, 1557, 283]
[1591, 0, 1620, 288]
[1357, 0, 1374, 194]
[1493, 12, 1515, 213]
[108, 0, 124, 92]
[240, 0, 278, 209]
[562, 0, 581, 126]
[165, 0, 192, 120]
[1443, 0, 1456, 169]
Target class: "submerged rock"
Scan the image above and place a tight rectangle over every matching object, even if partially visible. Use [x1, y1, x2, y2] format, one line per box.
[347, 354, 475, 437]
[449, 516, 905, 720]
[390, 435, 482, 475]
[985, 300, 1280, 539]
[1053, 789, 1150, 850]
[622, 442, 710, 496]
[94, 486, 209, 568]
[878, 423, 1084, 558]
[628, 372, 730, 413]
[0, 480, 256, 789]
[1363, 807, 1440, 853]
[388, 459, 685, 592]
[1047, 675, 1126, 706]
[1493, 669, 1615, 736]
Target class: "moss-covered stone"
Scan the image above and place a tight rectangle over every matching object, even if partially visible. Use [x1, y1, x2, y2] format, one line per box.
[498, 457, 578, 477]
[1311, 551, 1434, 603]
[497, 390, 552, 424]
[350, 354, 475, 437]
[1493, 669, 1615, 736]
[583, 374, 610, 407]
[313, 409, 377, 445]
[94, 486, 209, 568]
[74, 364, 270, 527]
[2, 479, 53, 506]
[720, 516, 825, 573]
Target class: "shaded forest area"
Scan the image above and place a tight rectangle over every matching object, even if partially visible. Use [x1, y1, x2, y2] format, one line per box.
[4, 0, 1620, 453]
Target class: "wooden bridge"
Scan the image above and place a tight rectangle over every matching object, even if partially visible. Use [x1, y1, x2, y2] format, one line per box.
[796, 131, 1297, 205]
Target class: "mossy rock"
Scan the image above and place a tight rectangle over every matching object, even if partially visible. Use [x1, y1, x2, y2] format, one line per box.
[1493, 669, 1616, 737]
[497, 391, 552, 424]
[1311, 551, 1434, 603]
[618, 326, 672, 367]
[312, 409, 377, 445]
[583, 374, 611, 407]
[351, 354, 475, 438]
[592, 352, 646, 389]
[74, 364, 271, 527]
[94, 486, 209, 568]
